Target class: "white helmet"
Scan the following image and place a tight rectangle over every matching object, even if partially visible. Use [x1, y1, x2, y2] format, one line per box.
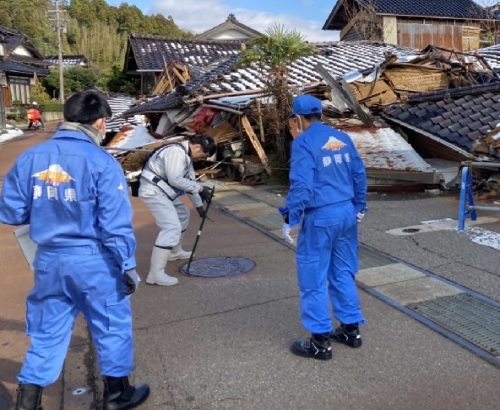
[32, 101, 38, 105]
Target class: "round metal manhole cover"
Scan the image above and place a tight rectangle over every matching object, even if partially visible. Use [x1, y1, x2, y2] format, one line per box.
[180, 257, 255, 278]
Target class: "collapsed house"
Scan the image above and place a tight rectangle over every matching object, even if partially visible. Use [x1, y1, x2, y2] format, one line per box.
[107, 34, 500, 191]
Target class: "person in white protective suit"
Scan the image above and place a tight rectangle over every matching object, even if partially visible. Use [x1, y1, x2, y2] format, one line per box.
[0, 90, 149, 410]
[139, 135, 216, 286]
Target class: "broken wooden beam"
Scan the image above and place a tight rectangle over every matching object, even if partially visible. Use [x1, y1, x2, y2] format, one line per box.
[241, 115, 272, 175]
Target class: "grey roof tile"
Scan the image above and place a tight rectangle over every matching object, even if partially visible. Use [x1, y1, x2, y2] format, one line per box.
[469, 112, 484, 121]
[383, 82, 500, 157]
[479, 125, 492, 134]
[438, 128, 452, 138]
[448, 123, 464, 132]
[365, 0, 487, 19]
[125, 41, 416, 115]
[440, 118, 453, 128]
[419, 120, 433, 129]
[461, 108, 474, 117]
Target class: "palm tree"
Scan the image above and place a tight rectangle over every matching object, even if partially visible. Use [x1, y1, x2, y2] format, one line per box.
[239, 24, 318, 164]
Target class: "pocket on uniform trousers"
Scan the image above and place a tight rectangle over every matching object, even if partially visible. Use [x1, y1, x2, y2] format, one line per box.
[105, 293, 132, 332]
[313, 217, 340, 228]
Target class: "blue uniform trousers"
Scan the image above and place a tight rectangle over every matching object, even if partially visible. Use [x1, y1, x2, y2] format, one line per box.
[296, 201, 365, 334]
[18, 244, 134, 386]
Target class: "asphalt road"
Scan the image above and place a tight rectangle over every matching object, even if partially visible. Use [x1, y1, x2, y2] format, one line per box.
[0, 124, 498, 409]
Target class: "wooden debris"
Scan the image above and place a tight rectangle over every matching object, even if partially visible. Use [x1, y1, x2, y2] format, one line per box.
[241, 115, 272, 175]
[151, 62, 191, 95]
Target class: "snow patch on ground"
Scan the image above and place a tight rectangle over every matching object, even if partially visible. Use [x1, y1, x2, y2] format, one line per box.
[462, 226, 500, 251]
[0, 125, 24, 144]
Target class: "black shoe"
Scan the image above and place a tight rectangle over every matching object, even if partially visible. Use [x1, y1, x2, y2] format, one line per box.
[103, 376, 150, 410]
[15, 383, 43, 410]
[291, 333, 332, 360]
[330, 324, 362, 348]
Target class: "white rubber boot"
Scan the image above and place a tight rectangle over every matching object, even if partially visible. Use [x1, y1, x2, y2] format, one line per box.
[146, 247, 179, 286]
[168, 233, 192, 261]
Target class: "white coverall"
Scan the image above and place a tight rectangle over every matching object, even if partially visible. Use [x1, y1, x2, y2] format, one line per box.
[139, 141, 203, 249]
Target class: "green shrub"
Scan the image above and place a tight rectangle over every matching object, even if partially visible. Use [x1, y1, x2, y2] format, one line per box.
[41, 102, 64, 112]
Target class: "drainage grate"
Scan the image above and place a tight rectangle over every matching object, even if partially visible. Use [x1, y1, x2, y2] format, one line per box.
[409, 294, 500, 356]
[180, 257, 256, 278]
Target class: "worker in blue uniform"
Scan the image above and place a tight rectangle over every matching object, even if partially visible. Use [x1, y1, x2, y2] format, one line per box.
[280, 95, 367, 360]
[0, 90, 150, 409]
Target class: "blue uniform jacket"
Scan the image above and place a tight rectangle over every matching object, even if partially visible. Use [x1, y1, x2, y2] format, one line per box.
[0, 128, 137, 271]
[285, 122, 367, 227]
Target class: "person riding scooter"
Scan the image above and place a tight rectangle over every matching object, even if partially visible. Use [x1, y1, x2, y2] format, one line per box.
[27, 102, 45, 130]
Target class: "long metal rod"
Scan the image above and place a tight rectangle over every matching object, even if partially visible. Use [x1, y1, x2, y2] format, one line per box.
[186, 186, 215, 273]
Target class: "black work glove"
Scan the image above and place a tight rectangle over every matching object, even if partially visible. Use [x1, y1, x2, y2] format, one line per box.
[124, 269, 140, 295]
[282, 213, 289, 224]
[199, 185, 212, 204]
[196, 206, 205, 218]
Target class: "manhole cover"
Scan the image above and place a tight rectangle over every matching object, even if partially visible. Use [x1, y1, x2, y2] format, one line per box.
[402, 228, 421, 233]
[180, 257, 255, 277]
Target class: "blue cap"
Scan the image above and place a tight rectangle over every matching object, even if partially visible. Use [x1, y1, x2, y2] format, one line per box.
[291, 95, 322, 117]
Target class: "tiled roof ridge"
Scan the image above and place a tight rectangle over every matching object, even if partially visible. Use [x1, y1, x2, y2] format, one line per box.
[195, 14, 263, 39]
[317, 39, 416, 49]
[45, 54, 87, 59]
[407, 82, 500, 103]
[0, 25, 23, 36]
[356, 0, 488, 19]
[129, 33, 247, 45]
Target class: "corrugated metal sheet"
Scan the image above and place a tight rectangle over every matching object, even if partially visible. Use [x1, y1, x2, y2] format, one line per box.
[398, 23, 463, 51]
[343, 127, 434, 172]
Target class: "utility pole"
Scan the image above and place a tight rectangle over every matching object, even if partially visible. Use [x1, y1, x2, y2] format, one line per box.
[47, 1, 67, 104]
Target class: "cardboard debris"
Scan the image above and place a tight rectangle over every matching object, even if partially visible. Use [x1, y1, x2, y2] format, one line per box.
[202, 120, 238, 144]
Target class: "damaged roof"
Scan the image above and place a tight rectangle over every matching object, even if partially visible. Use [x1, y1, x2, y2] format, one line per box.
[478, 44, 500, 70]
[106, 94, 147, 132]
[382, 82, 500, 158]
[346, 126, 435, 172]
[123, 41, 416, 116]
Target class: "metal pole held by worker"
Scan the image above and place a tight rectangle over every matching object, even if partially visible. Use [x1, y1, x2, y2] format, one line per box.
[186, 185, 215, 273]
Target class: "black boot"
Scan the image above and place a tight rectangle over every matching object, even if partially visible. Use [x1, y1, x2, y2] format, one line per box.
[103, 376, 150, 410]
[290, 333, 332, 360]
[15, 383, 43, 410]
[330, 323, 362, 348]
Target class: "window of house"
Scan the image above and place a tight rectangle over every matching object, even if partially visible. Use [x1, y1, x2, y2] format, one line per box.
[9, 76, 31, 105]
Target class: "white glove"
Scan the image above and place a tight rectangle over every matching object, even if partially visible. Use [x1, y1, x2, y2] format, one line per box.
[124, 269, 141, 295]
[282, 223, 294, 244]
[356, 212, 365, 223]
